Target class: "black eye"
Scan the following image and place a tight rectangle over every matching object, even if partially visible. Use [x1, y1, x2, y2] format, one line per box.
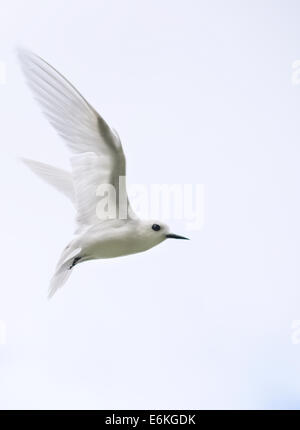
[152, 224, 161, 231]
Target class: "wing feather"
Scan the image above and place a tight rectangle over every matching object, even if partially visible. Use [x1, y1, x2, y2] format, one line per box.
[18, 48, 135, 225]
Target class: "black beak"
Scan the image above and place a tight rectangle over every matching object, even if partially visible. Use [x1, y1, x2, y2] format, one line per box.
[166, 233, 189, 240]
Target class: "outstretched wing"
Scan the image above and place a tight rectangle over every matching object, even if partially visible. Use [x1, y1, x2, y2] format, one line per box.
[18, 48, 135, 225]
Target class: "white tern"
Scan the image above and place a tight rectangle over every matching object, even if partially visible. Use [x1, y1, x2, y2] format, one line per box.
[18, 49, 189, 298]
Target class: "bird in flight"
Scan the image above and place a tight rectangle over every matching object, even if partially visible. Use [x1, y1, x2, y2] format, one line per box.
[18, 49, 189, 298]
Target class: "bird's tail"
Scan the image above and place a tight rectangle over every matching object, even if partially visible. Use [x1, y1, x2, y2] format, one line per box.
[48, 244, 82, 299]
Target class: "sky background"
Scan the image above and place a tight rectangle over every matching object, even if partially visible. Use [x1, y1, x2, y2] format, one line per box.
[1, 0, 300, 409]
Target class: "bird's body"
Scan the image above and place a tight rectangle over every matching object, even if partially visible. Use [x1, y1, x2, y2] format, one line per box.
[18, 49, 188, 298]
[72, 218, 167, 261]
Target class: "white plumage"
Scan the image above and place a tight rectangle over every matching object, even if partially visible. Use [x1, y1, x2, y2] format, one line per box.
[18, 49, 188, 298]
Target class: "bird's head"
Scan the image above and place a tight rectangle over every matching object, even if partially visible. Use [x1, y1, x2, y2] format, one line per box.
[137, 220, 189, 250]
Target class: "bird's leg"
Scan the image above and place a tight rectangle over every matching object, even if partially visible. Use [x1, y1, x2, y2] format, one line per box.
[69, 256, 81, 270]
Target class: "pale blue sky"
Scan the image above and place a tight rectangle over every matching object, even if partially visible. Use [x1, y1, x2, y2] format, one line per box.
[1, 0, 300, 409]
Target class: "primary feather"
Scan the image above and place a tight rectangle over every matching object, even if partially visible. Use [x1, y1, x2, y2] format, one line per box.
[17, 48, 134, 226]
